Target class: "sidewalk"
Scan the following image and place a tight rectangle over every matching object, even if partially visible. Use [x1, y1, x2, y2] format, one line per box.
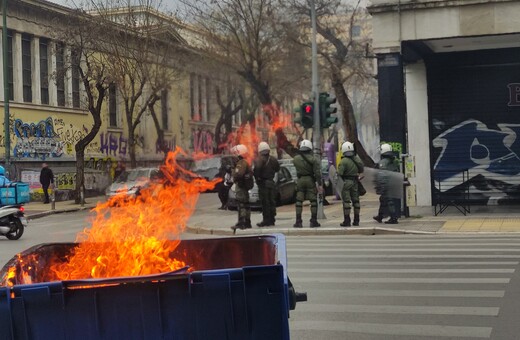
[22, 193, 520, 236]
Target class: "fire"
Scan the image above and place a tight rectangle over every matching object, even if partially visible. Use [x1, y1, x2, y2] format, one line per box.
[47, 148, 219, 281]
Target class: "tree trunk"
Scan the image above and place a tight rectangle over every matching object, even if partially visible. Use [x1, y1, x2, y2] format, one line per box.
[148, 100, 168, 155]
[331, 72, 375, 167]
[75, 149, 85, 204]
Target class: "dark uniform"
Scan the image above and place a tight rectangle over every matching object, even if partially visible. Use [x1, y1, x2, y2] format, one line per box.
[337, 154, 364, 226]
[374, 154, 401, 224]
[232, 157, 252, 229]
[293, 152, 322, 228]
[253, 153, 280, 226]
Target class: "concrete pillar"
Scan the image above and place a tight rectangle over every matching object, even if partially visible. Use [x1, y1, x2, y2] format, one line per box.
[201, 77, 207, 122]
[48, 41, 57, 107]
[31, 36, 41, 105]
[405, 61, 432, 206]
[0, 32, 4, 102]
[13, 32, 23, 102]
[64, 45, 72, 107]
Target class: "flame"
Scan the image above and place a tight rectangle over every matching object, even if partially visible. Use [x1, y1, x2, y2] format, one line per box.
[47, 148, 219, 281]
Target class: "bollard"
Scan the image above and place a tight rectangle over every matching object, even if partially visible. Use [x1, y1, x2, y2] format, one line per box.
[51, 190, 55, 210]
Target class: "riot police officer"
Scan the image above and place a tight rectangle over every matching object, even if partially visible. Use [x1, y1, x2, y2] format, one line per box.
[253, 141, 280, 226]
[373, 143, 401, 224]
[231, 144, 253, 230]
[337, 141, 364, 227]
[292, 139, 323, 228]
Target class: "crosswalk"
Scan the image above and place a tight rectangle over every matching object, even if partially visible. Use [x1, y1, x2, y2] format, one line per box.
[286, 235, 520, 340]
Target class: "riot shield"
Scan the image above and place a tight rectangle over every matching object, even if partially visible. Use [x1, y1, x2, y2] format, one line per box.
[361, 167, 404, 199]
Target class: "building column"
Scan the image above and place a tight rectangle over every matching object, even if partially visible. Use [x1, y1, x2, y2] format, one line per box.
[79, 54, 88, 109]
[201, 77, 207, 122]
[405, 61, 432, 206]
[0, 32, 4, 102]
[13, 32, 23, 103]
[31, 36, 41, 105]
[48, 41, 57, 107]
[64, 45, 72, 107]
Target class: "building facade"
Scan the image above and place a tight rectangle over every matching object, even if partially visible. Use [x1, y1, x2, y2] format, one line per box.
[0, 0, 260, 196]
[369, 0, 520, 209]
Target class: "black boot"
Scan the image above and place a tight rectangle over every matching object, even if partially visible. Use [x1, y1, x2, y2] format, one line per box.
[231, 218, 245, 231]
[373, 215, 383, 223]
[353, 214, 360, 226]
[244, 219, 252, 229]
[310, 214, 320, 228]
[293, 215, 303, 228]
[257, 221, 268, 227]
[340, 215, 351, 227]
[385, 218, 398, 225]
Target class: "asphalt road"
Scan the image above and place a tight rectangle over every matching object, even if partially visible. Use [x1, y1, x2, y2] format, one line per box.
[2, 211, 520, 339]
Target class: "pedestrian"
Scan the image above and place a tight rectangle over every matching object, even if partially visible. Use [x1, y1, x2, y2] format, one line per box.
[0, 166, 11, 187]
[337, 141, 364, 227]
[292, 139, 323, 228]
[230, 144, 254, 230]
[253, 141, 280, 227]
[40, 162, 54, 204]
[373, 143, 401, 224]
[218, 165, 233, 210]
[114, 161, 126, 180]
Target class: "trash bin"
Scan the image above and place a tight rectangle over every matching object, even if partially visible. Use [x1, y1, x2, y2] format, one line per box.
[0, 234, 306, 340]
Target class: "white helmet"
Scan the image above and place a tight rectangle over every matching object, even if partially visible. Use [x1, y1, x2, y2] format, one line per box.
[231, 144, 248, 157]
[341, 141, 354, 154]
[299, 139, 312, 151]
[380, 143, 392, 155]
[258, 141, 270, 154]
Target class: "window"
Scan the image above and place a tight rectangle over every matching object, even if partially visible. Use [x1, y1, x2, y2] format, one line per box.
[206, 77, 211, 122]
[6, 30, 13, 101]
[55, 43, 65, 107]
[109, 83, 118, 127]
[39, 38, 49, 105]
[21, 34, 32, 103]
[161, 89, 168, 129]
[189, 73, 196, 120]
[352, 25, 361, 38]
[71, 49, 80, 108]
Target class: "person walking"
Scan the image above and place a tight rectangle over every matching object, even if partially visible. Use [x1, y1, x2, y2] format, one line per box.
[337, 141, 364, 227]
[292, 139, 323, 228]
[373, 143, 401, 224]
[40, 162, 54, 204]
[0, 166, 11, 187]
[230, 144, 253, 230]
[253, 141, 280, 227]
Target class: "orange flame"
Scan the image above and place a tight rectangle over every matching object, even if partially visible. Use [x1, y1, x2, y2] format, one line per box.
[48, 148, 219, 281]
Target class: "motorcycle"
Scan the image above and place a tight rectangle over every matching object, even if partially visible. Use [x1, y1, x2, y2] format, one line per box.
[0, 205, 27, 240]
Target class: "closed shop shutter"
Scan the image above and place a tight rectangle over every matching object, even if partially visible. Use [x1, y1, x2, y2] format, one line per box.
[426, 48, 520, 205]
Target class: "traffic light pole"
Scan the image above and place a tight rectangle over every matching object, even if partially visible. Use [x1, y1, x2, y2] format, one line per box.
[310, 0, 325, 219]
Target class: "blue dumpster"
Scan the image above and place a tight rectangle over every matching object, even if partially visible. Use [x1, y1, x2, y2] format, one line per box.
[0, 234, 306, 340]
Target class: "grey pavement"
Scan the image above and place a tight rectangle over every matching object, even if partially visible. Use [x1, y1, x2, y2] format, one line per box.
[21, 192, 520, 236]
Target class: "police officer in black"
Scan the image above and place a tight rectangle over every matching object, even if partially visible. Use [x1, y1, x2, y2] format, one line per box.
[373, 143, 401, 224]
[253, 141, 280, 226]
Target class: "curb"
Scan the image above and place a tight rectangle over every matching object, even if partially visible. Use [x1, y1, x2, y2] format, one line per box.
[27, 207, 92, 220]
[185, 225, 437, 236]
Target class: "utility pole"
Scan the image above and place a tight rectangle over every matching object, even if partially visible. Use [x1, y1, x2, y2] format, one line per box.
[2, 0, 9, 166]
[310, 0, 325, 219]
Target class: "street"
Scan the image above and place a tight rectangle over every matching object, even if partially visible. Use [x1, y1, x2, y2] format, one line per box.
[2, 209, 520, 339]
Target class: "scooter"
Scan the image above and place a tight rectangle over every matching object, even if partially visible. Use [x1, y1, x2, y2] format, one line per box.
[0, 205, 27, 240]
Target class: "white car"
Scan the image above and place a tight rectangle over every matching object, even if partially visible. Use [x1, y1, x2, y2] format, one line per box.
[105, 168, 162, 198]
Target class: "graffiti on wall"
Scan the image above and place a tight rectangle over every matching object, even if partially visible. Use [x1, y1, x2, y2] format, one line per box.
[432, 119, 520, 203]
[13, 117, 65, 159]
[100, 132, 128, 156]
[192, 128, 214, 154]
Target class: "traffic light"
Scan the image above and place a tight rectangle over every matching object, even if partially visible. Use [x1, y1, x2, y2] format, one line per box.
[319, 92, 337, 128]
[294, 101, 314, 129]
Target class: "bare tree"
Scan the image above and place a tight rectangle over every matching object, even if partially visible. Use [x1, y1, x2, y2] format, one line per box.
[87, 0, 186, 167]
[284, 0, 376, 166]
[180, 0, 307, 154]
[50, 10, 112, 203]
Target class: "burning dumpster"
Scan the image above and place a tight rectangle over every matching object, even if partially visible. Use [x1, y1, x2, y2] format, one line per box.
[0, 234, 306, 340]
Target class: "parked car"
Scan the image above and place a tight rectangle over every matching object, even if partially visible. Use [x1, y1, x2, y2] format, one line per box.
[105, 168, 162, 198]
[227, 164, 296, 210]
[279, 158, 333, 196]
